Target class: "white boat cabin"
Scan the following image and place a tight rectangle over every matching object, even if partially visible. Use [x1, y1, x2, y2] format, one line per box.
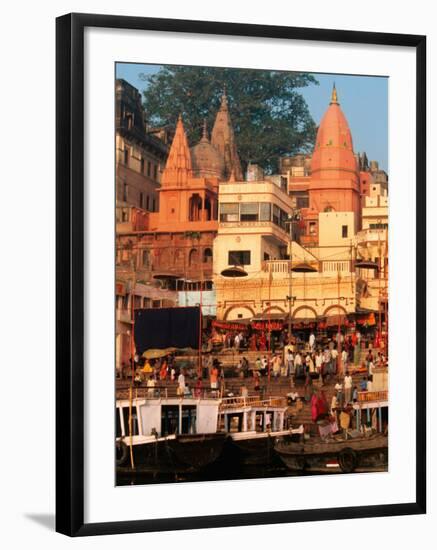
[116, 396, 222, 443]
[219, 396, 289, 437]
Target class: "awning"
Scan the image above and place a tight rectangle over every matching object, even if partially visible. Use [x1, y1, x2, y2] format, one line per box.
[211, 319, 250, 331]
[153, 272, 182, 280]
[325, 314, 346, 327]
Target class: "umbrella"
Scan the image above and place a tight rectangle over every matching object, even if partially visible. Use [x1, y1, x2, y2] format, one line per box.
[291, 262, 317, 273]
[142, 349, 170, 359]
[220, 265, 248, 278]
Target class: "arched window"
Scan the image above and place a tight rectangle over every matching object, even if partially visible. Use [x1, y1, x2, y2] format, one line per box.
[203, 248, 213, 263]
[189, 248, 199, 266]
[204, 197, 212, 221]
[324, 205, 335, 212]
[188, 194, 202, 221]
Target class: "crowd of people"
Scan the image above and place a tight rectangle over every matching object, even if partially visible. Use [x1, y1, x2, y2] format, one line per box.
[117, 327, 387, 413]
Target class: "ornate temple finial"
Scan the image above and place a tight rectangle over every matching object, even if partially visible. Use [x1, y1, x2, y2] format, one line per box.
[330, 83, 339, 105]
[178, 112, 183, 122]
[220, 84, 228, 110]
[200, 118, 209, 142]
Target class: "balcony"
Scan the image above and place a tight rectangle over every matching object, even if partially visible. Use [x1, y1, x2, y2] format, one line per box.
[261, 259, 320, 276]
[356, 228, 387, 244]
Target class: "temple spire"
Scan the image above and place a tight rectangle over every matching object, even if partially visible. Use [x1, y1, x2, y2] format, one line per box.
[330, 83, 339, 105]
[220, 85, 228, 110]
[211, 87, 243, 181]
[200, 118, 209, 142]
[161, 115, 192, 187]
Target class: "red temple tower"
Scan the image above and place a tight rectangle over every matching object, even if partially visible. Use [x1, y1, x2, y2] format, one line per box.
[308, 85, 361, 231]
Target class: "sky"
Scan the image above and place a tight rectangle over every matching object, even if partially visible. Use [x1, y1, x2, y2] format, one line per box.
[116, 63, 388, 172]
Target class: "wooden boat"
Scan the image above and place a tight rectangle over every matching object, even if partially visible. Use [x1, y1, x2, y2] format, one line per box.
[274, 432, 388, 473]
[219, 395, 296, 466]
[116, 392, 226, 474]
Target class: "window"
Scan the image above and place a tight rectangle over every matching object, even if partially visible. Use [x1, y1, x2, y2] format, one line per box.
[140, 157, 145, 173]
[139, 192, 144, 209]
[161, 405, 179, 436]
[153, 164, 158, 180]
[296, 196, 309, 208]
[122, 182, 128, 202]
[122, 407, 139, 436]
[240, 202, 259, 221]
[290, 190, 310, 209]
[203, 248, 213, 263]
[264, 252, 270, 261]
[147, 161, 152, 177]
[181, 406, 197, 434]
[146, 195, 150, 210]
[279, 209, 288, 230]
[309, 222, 317, 235]
[152, 199, 156, 212]
[342, 225, 348, 238]
[134, 295, 142, 309]
[369, 222, 388, 230]
[272, 205, 280, 226]
[259, 203, 271, 221]
[220, 203, 239, 222]
[123, 148, 129, 165]
[116, 408, 122, 438]
[228, 250, 250, 266]
[142, 249, 150, 266]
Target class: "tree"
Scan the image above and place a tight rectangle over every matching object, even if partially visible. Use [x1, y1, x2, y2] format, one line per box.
[140, 66, 318, 173]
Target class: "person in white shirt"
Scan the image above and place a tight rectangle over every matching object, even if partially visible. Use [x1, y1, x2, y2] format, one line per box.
[344, 371, 353, 404]
[294, 352, 302, 377]
[368, 361, 375, 377]
[341, 349, 348, 370]
[367, 378, 374, 392]
[331, 348, 338, 374]
[306, 353, 315, 373]
[309, 332, 315, 352]
[234, 333, 240, 349]
[147, 376, 156, 397]
[286, 350, 294, 376]
[177, 372, 185, 395]
[261, 356, 268, 376]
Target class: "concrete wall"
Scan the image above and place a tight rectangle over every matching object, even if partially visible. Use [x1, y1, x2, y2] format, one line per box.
[318, 211, 355, 246]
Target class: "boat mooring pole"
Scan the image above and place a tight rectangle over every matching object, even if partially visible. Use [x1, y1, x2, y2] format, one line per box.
[128, 385, 135, 469]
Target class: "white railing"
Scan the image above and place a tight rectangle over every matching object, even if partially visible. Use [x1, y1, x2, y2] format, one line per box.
[322, 260, 351, 274]
[261, 260, 291, 273]
[220, 395, 286, 410]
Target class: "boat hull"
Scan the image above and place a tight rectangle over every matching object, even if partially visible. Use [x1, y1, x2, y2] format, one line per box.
[229, 431, 293, 466]
[275, 434, 388, 474]
[117, 433, 227, 474]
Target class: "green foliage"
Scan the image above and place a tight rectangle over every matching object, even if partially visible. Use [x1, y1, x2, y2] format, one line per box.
[141, 66, 318, 173]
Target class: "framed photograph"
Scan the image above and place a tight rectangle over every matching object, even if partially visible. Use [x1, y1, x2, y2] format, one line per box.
[56, 12, 426, 536]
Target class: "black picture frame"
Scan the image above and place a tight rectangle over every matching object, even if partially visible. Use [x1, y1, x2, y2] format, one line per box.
[56, 12, 426, 537]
